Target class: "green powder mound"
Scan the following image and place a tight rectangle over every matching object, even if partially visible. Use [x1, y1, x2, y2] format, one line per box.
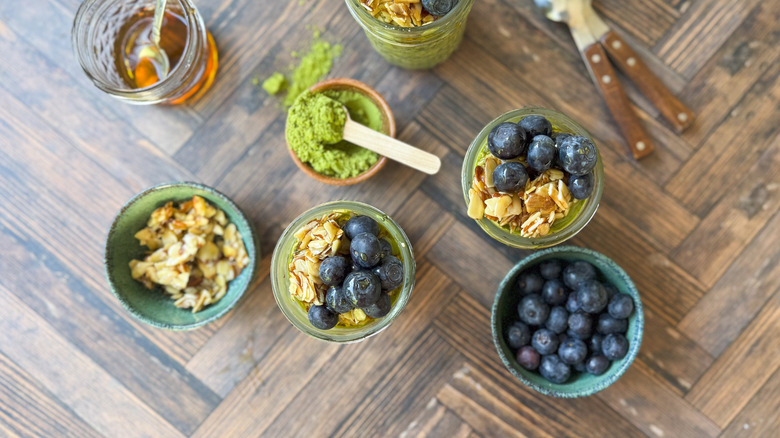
[262, 72, 287, 95]
[287, 90, 383, 179]
[282, 36, 343, 107]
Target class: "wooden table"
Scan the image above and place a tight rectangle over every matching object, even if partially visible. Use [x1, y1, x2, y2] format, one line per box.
[1, 0, 778, 437]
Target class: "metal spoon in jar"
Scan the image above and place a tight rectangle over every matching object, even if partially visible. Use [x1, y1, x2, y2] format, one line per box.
[137, 0, 171, 80]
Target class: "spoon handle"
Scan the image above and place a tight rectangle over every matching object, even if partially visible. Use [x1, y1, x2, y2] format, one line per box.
[152, 0, 168, 46]
[342, 119, 441, 175]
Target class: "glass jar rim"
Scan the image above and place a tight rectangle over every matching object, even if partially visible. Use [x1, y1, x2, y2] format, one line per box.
[345, 0, 473, 39]
[461, 107, 604, 249]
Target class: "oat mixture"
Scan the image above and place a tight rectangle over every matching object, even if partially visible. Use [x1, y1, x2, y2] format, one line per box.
[129, 195, 250, 313]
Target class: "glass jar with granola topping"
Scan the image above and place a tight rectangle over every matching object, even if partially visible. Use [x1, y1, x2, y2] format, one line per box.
[271, 201, 415, 342]
[461, 107, 604, 249]
[345, 0, 474, 69]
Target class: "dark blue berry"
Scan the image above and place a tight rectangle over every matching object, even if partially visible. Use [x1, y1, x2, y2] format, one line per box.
[602, 334, 629, 360]
[545, 306, 569, 334]
[325, 286, 353, 314]
[559, 135, 598, 176]
[350, 232, 381, 268]
[421, 0, 455, 16]
[488, 122, 527, 159]
[516, 345, 540, 371]
[527, 135, 556, 172]
[542, 279, 567, 305]
[567, 311, 593, 340]
[608, 293, 635, 319]
[539, 259, 563, 280]
[553, 132, 571, 148]
[597, 314, 628, 335]
[565, 291, 580, 313]
[586, 355, 610, 375]
[373, 255, 404, 291]
[507, 321, 532, 349]
[343, 215, 379, 240]
[518, 294, 550, 326]
[540, 355, 571, 384]
[558, 337, 588, 365]
[493, 162, 529, 193]
[378, 239, 393, 259]
[517, 270, 544, 295]
[532, 329, 559, 355]
[569, 172, 594, 200]
[518, 115, 552, 138]
[344, 270, 381, 307]
[588, 333, 604, 355]
[319, 256, 350, 286]
[604, 283, 619, 299]
[562, 261, 597, 289]
[576, 280, 608, 314]
[308, 304, 338, 330]
[363, 292, 391, 318]
[574, 360, 588, 373]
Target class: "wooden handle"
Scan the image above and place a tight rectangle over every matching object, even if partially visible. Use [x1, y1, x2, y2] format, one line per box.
[601, 31, 695, 133]
[342, 119, 441, 175]
[583, 43, 654, 159]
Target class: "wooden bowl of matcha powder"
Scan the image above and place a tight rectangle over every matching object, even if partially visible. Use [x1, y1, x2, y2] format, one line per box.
[285, 78, 395, 185]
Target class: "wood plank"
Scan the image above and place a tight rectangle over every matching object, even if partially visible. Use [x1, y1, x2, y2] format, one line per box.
[396, 398, 473, 438]
[679, 207, 780, 356]
[0, 353, 101, 438]
[685, 290, 780, 428]
[720, 365, 780, 438]
[392, 191, 457, 260]
[0, 287, 184, 438]
[671, 133, 780, 288]
[594, 0, 679, 46]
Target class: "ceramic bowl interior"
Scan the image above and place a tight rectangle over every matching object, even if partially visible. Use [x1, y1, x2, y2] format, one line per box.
[491, 245, 643, 397]
[104, 182, 259, 330]
[286, 78, 395, 186]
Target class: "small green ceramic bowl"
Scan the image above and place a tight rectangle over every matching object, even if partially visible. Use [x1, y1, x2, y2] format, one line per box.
[104, 182, 259, 330]
[492, 246, 643, 397]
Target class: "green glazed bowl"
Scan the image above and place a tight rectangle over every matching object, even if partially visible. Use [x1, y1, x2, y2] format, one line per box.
[104, 182, 260, 330]
[492, 246, 643, 397]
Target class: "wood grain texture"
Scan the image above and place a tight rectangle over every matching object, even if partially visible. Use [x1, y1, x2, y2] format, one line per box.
[2, 0, 780, 436]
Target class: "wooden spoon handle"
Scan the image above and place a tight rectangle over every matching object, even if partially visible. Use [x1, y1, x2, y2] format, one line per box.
[583, 42, 654, 159]
[600, 31, 695, 133]
[342, 119, 441, 175]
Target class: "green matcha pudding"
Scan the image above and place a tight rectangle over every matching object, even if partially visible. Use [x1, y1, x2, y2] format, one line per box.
[286, 89, 385, 180]
[345, 0, 474, 70]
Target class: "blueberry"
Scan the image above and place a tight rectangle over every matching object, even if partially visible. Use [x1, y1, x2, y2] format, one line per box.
[558, 337, 588, 365]
[308, 304, 338, 330]
[569, 172, 594, 200]
[378, 239, 393, 259]
[539, 355, 571, 384]
[527, 135, 556, 172]
[604, 283, 619, 300]
[567, 311, 593, 340]
[532, 328, 560, 355]
[553, 132, 571, 148]
[574, 360, 588, 373]
[507, 321, 532, 349]
[517, 270, 544, 295]
[373, 255, 404, 291]
[608, 293, 635, 319]
[588, 333, 604, 355]
[586, 355, 610, 375]
[363, 292, 391, 318]
[343, 215, 379, 240]
[421, 0, 455, 16]
[539, 259, 563, 280]
[597, 314, 628, 335]
[517, 294, 550, 326]
[516, 346, 541, 371]
[562, 261, 597, 289]
[518, 115, 552, 138]
[565, 291, 580, 313]
[319, 256, 350, 286]
[344, 270, 382, 307]
[576, 280, 608, 314]
[350, 232, 382, 269]
[492, 162, 529, 193]
[542, 279, 567, 305]
[325, 285, 353, 314]
[488, 122, 527, 159]
[558, 135, 598, 176]
[545, 306, 569, 334]
[602, 334, 629, 360]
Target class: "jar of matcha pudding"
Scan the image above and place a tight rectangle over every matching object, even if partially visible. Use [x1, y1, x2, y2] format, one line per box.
[345, 0, 474, 69]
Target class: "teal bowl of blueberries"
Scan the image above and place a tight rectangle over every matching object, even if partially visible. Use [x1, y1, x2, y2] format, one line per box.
[491, 245, 643, 397]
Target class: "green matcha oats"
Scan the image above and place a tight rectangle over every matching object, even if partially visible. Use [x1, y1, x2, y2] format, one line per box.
[286, 90, 382, 179]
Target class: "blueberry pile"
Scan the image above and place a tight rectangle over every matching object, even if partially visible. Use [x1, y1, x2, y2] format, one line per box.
[421, 0, 456, 16]
[307, 215, 404, 330]
[487, 115, 597, 200]
[505, 259, 634, 384]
